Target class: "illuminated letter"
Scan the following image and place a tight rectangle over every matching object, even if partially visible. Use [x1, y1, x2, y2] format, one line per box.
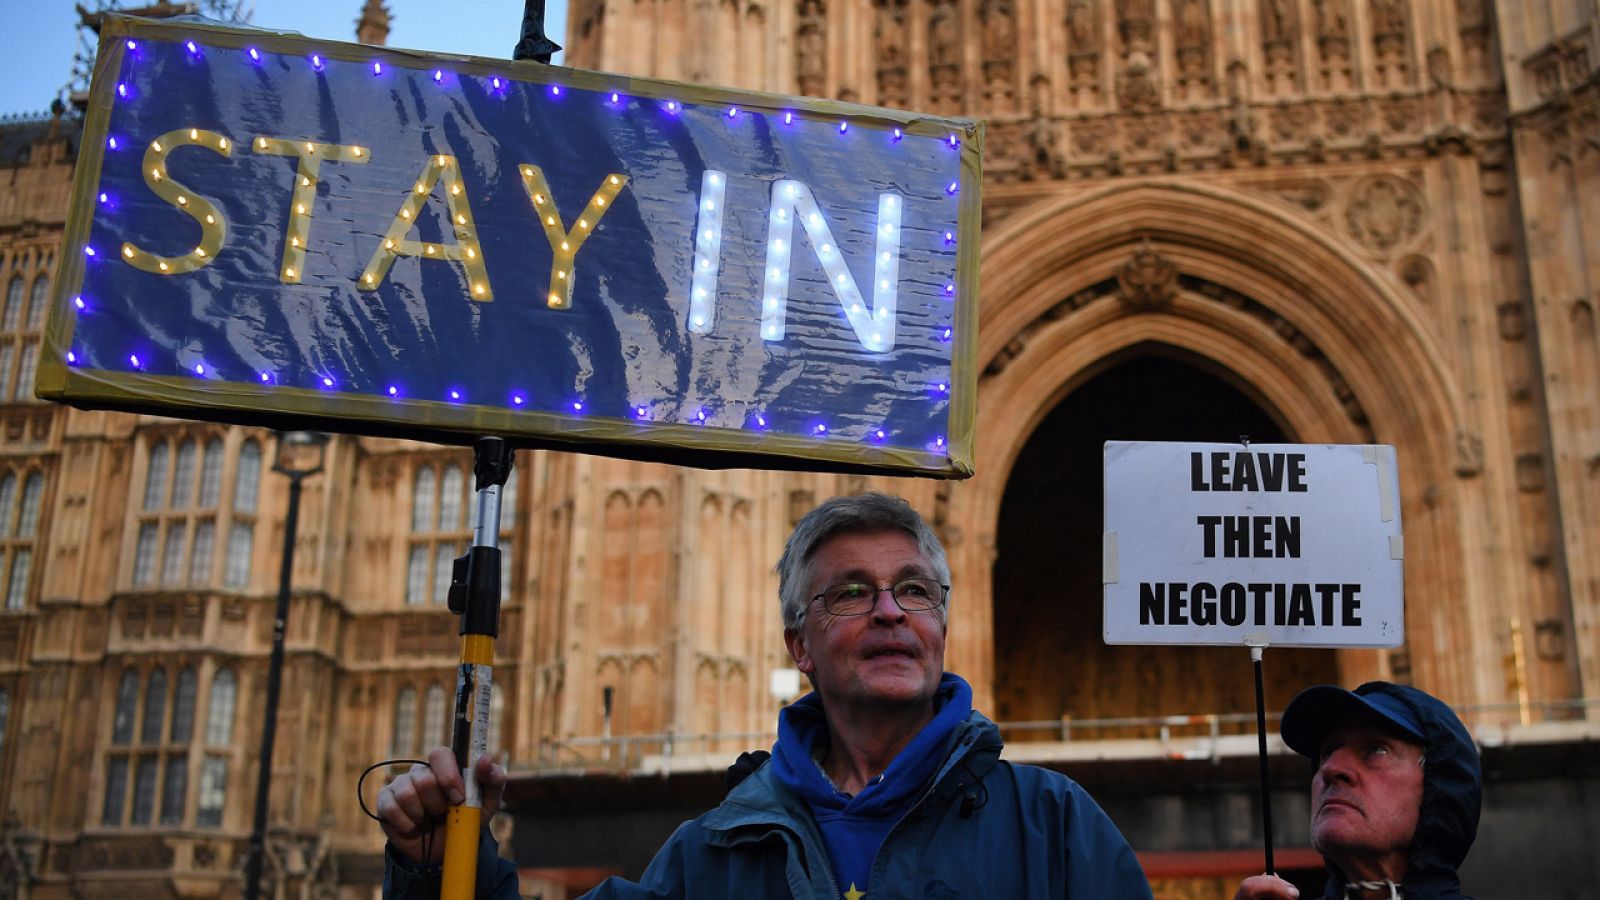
[518, 166, 628, 309]
[359, 154, 493, 300]
[687, 170, 726, 333]
[120, 128, 233, 275]
[252, 137, 370, 284]
[761, 181, 901, 352]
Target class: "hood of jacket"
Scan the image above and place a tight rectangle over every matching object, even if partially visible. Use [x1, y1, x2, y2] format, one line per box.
[1322, 682, 1481, 899]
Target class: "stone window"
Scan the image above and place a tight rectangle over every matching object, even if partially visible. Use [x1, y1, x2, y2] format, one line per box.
[0, 250, 51, 405]
[131, 433, 259, 590]
[197, 668, 235, 827]
[102, 666, 229, 828]
[392, 686, 418, 756]
[0, 469, 44, 610]
[404, 459, 518, 605]
[392, 680, 455, 757]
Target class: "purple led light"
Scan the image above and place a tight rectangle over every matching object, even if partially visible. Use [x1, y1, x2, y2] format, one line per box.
[248, 47, 261, 62]
[98, 192, 109, 204]
[73, 296, 85, 310]
[512, 393, 526, 406]
[935, 382, 948, 394]
[185, 40, 199, 55]
[572, 401, 585, 413]
[892, 128, 903, 142]
[259, 371, 271, 383]
[321, 376, 334, 388]
[311, 54, 325, 71]
[814, 423, 828, 436]
[491, 77, 503, 90]
[944, 283, 955, 296]
[194, 363, 206, 375]
[665, 100, 679, 113]
[126, 40, 137, 51]
[694, 409, 708, 423]
[838, 121, 849, 134]
[874, 429, 887, 441]
[935, 437, 946, 448]
[754, 414, 768, 428]
[372, 61, 383, 75]
[83, 246, 97, 258]
[783, 112, 794, 125]
[116, 83, 127, 98]
[449, 390, 461, 401]
[66, 351, 77, 364]
[947, 134, 959, 148]
[943, 231, 955, 245]
[106, 136, 118, 150]
[608, 92, 620, 104]
[549, 84, 562, 97]
[635, 405, 648, 419]
[940, 327, 953, 341]
[946, 181, 959, 195]
[727, 107, 739, 119]
[433, 69, 444, 83]
[387, 385, 399, 397]
[129, 354, 141, 368]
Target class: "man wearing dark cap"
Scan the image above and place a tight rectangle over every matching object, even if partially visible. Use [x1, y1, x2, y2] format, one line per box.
[1236, 681, 1481, 900]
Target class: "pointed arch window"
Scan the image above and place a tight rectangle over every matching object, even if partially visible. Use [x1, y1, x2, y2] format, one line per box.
[27, 273, 49, 331]
[132, 432, 264, 590]
[197, 668, 236, 827]
[405, 460, 471, 605]
[423, 684, 447, 748]
[0, 469, 43, 609]
[392, 686, 418, 756]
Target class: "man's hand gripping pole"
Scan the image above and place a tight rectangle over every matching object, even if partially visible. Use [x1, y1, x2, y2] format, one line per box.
[440, 438, 514, 900]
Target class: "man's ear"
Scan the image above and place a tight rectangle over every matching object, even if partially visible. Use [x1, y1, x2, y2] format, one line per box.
[784, 626, 813, 676]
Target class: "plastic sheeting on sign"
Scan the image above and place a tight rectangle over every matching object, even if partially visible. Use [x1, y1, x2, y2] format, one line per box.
[40, 15, 982, 478]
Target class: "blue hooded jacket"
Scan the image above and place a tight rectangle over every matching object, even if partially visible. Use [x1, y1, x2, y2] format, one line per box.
[767, 673, 974, 897]
[1315, 682, 1482, 900]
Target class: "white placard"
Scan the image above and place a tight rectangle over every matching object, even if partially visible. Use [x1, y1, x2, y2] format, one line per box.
[1103, 441, 1404, 648]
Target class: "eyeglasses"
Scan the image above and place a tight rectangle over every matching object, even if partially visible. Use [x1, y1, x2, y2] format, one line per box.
[809, 578, 949, 618]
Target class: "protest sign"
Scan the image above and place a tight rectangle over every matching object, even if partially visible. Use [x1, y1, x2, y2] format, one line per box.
[39, 16, 981, 477]
[1103, 441, 1404, 647]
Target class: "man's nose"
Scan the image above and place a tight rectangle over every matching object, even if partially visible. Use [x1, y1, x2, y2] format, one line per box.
[1317, 747, 1357, 784]
[869, 587, 908, 622]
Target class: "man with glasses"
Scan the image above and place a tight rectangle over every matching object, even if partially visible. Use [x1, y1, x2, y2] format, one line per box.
[380, 492, 1151, 898]
[1235, 682, 1481, 900]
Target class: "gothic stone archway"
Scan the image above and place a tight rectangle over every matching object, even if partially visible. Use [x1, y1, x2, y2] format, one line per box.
[936, 181, 1484, 716]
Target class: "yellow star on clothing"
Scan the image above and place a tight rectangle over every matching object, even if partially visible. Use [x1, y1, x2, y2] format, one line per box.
[843, 884, 865, 900]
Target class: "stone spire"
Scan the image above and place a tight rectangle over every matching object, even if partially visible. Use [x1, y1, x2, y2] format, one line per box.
[356, 0, 392, 46]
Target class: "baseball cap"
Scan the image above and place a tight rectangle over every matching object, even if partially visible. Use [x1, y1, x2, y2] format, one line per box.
[1280, 684, 1425, 758]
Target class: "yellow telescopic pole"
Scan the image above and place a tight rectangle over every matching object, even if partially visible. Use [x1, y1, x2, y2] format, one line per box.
[440, 438, 514, 900]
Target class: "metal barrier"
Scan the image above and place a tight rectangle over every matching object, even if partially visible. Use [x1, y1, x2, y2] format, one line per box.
[519, 697, 1600, 774]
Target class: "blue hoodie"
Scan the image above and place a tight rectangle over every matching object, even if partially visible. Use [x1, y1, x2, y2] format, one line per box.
[769, 673, 972, 898]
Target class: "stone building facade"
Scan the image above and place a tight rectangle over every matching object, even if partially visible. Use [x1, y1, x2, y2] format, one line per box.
[0, 1, 1597, 898]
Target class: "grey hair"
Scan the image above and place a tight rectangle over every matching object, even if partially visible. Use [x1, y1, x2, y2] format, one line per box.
[776, 492, 952, 629]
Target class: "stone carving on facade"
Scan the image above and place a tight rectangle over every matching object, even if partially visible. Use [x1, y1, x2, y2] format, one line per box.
[874, 0, 908, 107]
[1398, 254, 1434, 304]
[981, 0, 1015, 109]
[1455, 0, 1489, 68]
[1345, 175, 1425, 253]
[1116, 0, 1161, 111]
[1065, 0, 1100, 104]
[1452, 431, 1484, 478]
[1173, 0, 1212, 99]
[1116, 240, 1178, 310]
[1261, 0, 1299, 92]
[1314, 0, 1353, 89]
[795, 0, 826, 97]
[928, 0, 961, 113]
[1370, 0, 1412, 87]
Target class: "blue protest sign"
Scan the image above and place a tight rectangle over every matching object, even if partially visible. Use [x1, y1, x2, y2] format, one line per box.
[40, 16, 982, 477]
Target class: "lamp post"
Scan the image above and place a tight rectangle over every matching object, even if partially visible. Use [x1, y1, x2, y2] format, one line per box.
[244, 431, 329, 900]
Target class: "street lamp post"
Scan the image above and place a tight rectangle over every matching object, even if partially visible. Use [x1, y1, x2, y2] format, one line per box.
[245, 432, 329, 900]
